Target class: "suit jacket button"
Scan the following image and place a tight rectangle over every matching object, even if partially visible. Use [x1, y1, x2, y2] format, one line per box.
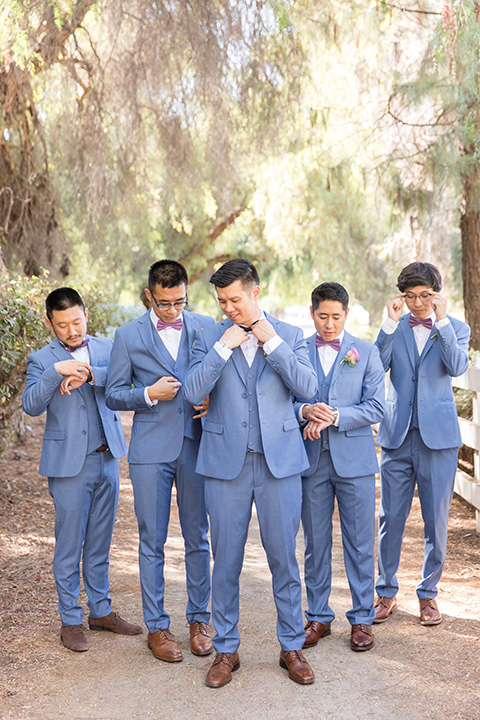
[178, 408, 183, 413]
[82, 430, 87, 435]
[242, 422, 247, 427]
[81, 405, 86, 410]
[242, 393, 247, 398]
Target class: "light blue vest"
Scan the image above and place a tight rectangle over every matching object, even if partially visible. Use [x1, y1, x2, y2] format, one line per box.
[82, 382, 107, 454]
[316, 351, 335, 454]
[237, 347, 264, 454]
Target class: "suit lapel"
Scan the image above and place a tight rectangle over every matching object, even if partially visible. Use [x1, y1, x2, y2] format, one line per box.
[137, 311, 175, 373]
[419, 323, 438, 362]
[400, 316, 417, 369]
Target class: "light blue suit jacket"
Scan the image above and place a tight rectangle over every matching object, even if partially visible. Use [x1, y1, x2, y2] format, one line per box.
[297, 331, 385, 479]
[105, 309, 214, 464]
[375, 314, 470, 450]
[22, 335, 127, 478]
[183, 314, 318, 480]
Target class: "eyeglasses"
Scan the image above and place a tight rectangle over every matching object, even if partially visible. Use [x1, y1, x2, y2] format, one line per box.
[404, 292, 431, 302]
[150, 294, 188, 310]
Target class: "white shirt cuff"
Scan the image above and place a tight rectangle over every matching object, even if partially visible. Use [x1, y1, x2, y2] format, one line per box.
[144, 387, 158, 406]
[263, 334, 283, 354]
[382, 317, 398, 335]
[436, 317, 450, 329]
[214, 341, 233, 361]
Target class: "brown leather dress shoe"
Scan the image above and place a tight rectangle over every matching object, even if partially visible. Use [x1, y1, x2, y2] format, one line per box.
[419, 598, 442, 626]
[303, 620, 332, 648]
[279, 650, 315, 685]
[88, 611, 143, 635]
[205, 652, 240, 688]
[148, 628, 183, 662]
[373, 596, 397, 624]
[190, 621, 213, 656]
[350, 624, 374, 652]
[60, 624, 89, 652]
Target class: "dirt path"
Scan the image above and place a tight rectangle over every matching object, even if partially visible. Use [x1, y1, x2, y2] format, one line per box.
[1, 413, 480, 720]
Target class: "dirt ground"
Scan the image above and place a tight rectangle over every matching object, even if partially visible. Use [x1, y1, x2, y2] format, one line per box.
[1, 412, 480, 720]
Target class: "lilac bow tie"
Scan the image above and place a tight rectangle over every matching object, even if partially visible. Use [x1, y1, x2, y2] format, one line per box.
[64, 337, 90, 353]
[316, 335, 341, 351]
[409, 315, 433, 330]
[156, 317, 183, 332]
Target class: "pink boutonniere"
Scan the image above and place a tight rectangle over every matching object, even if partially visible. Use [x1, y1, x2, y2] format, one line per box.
[340, 347, 360, 367]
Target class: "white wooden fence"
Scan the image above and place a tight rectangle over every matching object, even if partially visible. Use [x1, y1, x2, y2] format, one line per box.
[453, 366, 480, 533]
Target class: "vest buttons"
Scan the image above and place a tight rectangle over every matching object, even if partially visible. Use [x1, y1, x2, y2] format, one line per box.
[82, 430, 87, 435]
[242, 422, 248, 427]
[242, 393, 247, 398]
[177, 408, 183, 413]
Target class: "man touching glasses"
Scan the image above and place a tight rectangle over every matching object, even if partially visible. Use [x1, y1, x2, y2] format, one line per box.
[373, 262, 470, 627]
[106, 260, 215, 661]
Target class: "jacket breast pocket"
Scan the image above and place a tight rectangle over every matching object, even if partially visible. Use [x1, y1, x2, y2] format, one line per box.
[204, 421, 223, 434]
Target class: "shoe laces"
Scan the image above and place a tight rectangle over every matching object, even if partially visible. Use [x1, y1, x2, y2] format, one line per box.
[190, 621, 208, 637]
[213, 653, 234, 668]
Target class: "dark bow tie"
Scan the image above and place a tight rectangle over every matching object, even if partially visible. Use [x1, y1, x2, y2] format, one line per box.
[316, 335, 341, 351]
[409, 316, 433, 330]
[64, 337, 90, 353]
[239, 319, 261, 333]
[157, 317, 183, 332]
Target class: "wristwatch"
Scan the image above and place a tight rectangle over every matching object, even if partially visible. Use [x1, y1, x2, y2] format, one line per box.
[331, 407, 339, 424]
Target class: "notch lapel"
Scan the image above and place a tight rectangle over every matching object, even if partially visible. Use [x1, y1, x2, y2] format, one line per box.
[400, 315, 417, 369]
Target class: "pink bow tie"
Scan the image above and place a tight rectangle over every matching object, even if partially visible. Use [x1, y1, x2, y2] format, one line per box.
[64, 337, 90, 353]
[409, 316, 433, 330]
[157, 317, 183, 332]
[316, 335, 341, 351]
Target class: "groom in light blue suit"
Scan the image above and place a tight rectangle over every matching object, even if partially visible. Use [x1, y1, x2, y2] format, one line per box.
[374, 262, 470, 627]
[184, 259, 318, 688]
[23, 288, 140, 653]
[296, 282, 385, 653]
[106, 260, 214, 662]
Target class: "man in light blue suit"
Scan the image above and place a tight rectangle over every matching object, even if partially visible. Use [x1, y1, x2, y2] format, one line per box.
[106, 260, 214, 662]
[296, 282, 385, 653]
[184, 259, 318, 688]
[374, 262, 470, 627]
[23, 288, 141, 652]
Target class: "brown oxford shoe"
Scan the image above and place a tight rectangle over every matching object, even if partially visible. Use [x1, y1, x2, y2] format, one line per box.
[373, 596, 397, 624]
[205, 652, 240, 688]
[350, 624, 374, 652]
[279, 650, 315, 685]
[148, 628, 183, 662]
[190, 621, 213, 656]
[419, 598, 442, 626]
[303, 620, 332, 648]
[88, 611, 143, 635]
[60, 624, 89, 652]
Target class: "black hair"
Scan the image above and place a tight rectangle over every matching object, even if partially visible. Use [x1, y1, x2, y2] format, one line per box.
[45, 287, 85, 320]
[148, 260, 188, 290]
[209, 259, 260, 289]
[397, 262, 442, 293]
[311, 282, 349, 311]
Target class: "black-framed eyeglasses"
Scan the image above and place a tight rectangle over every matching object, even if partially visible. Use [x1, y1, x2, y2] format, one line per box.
[150, 293, 188, 310]
[404, 292, 431, 302]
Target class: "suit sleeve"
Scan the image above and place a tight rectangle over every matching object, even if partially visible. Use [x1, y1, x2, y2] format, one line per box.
[264, 329, 317, 401]
[336, 344, 385, 431]
[105, 330, 150, 411]
[374, 328, 395, 372]
[22, 354, 63, 416]
[183, 330, 228, 406]
[437, 320, 470, 377]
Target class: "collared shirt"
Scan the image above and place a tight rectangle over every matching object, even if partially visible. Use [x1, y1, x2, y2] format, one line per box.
[145, 308, 184, 407]
[382, 313, 449, 355]
[298, 330, 344, 427]
[214, 310, 283, 367]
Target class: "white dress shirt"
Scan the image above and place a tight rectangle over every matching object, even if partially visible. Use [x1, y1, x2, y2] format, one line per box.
[145, 308, 183, 406]
[382, 313, 449, 355]
[298, 330, 344, 426]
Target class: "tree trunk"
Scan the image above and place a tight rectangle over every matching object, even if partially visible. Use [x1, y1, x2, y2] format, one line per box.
[461, 170, 480, 350]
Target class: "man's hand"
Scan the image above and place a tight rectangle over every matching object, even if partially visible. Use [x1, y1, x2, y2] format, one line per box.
[54, 359, 91, 379]
[386, 294, 405, 323]
[148, 376, 182, 401]
[193, 395, 209, 419]
[430, 291, 447, 321]
[303, 420, 325, 441]
[251, 318, 277, 344]
[59, 373, 93, 395]
[220, 325, 249, 349]
[303, 402, 335, 427]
